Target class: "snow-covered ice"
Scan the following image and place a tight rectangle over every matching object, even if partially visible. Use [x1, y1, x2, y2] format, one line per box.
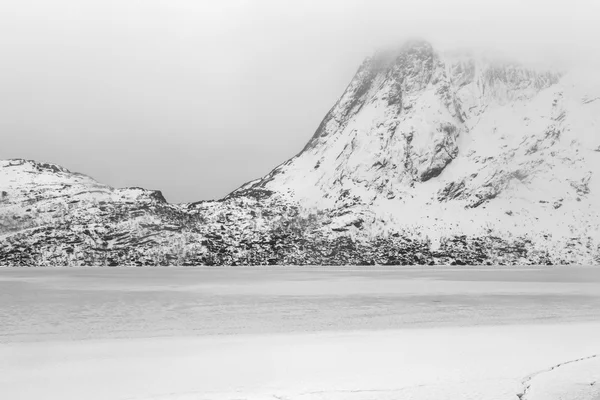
[2, 324, 600, 400]
[1, 267, 599, 400]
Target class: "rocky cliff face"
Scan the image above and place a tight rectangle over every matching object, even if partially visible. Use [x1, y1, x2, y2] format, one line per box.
[2, 40, 600, 266]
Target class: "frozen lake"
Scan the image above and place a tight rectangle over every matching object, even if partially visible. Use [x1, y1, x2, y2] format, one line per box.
[1, 266, 600, 400]
[2, 266, 600, 342]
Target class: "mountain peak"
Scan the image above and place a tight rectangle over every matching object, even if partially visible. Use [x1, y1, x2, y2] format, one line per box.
[370, 39, 435, 65]
[235, 41, 599, 262]
[2, 41, 600, 266]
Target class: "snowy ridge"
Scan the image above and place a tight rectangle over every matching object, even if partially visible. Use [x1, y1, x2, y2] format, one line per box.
[1, 40, 600, 266]
[0, 159, 166, 204]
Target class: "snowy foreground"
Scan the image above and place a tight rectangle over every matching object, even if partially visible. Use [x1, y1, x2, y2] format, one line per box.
[1, 267, 599, 400]
[1, 325, 599, 400]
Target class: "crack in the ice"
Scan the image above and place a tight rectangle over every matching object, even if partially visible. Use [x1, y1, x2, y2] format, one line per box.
[516, 354, 598, 400]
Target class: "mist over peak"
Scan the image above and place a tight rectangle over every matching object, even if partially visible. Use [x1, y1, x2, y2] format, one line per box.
[1, 0, 599, 202]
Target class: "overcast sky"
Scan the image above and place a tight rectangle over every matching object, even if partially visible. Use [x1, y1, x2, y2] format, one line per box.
[1, 0, 599, 202]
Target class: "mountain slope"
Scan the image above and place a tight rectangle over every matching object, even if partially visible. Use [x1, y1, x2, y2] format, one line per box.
[2, 40, 600, 266]
[0, 159, 187, 265]
[233, 41, 600, 262]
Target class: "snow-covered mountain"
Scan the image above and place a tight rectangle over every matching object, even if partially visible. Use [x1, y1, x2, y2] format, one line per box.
[232, 40, 600, 262]
[2, 40, 600, 266]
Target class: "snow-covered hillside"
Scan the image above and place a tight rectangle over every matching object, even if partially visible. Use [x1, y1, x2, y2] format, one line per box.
[234, 40, 600, 263]
[2, 40, 600, 266]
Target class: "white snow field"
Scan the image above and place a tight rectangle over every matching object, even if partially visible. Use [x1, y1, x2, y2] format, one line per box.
[1, 267, 599, 400]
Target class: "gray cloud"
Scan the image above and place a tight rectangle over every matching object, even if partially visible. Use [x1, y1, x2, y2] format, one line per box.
[1, 0, 598, 202]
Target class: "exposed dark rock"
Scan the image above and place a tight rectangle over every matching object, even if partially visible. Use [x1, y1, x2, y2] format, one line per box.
[438, 181, 466, 201]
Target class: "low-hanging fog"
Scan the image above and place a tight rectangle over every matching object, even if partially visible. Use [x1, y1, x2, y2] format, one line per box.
[1, 0, 599, 202]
